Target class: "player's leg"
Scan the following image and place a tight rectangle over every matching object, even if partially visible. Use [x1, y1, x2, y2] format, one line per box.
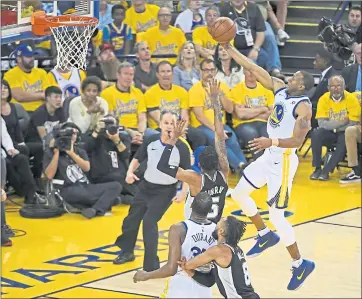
[231, 152, 280, 257]
[267, 153, 315, 290]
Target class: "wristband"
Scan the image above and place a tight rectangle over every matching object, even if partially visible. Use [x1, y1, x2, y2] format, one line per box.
[271, 138, 279, 147]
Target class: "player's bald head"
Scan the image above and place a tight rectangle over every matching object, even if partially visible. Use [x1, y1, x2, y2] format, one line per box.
[191, 192, 212, 217]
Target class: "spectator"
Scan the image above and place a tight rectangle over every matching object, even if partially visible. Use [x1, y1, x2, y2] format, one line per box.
[3, 44, 48, 113]
[220, 0, 268, 70]
[102, 5, 133, 56]
[346, 6, 361, 35]
[145, 61, 207, 151]
[193, 5, 221, 59]
[26, 86, 65, 144]
[173, 41, 201, 91]
[310, 76, 361, 181]
[1, 117, 44, 205]
[310, 47, 340, 106]
[174, 0, 206, 35]
[101, 62, 158, 145]
[134, 41, 158, 93]
[231, 68, 274, 159]
[113, 111, 191, 271]
[148, 0, 174, 10]
[87, 44, 120, 84]
[1, 155, 13, 247]
[342, 43, 361, 92]
[98, 0, 114, 30]
[68, 77, 109, 134]
[268, 0, 289, 46]
[340, 115, 361, 184]
[124, 0, 160, 34]
[214, 44, 244, 89]
[1, 80, 43, 182]
[189, 59, 246, 171]
[139, 7, 187, 65]
[84, 115, 136, 200]
[44, 122, 122, 219]
[47, 67, 86, 101]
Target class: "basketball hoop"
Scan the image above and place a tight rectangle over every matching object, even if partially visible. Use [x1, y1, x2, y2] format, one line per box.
[31, 11, 98, 71]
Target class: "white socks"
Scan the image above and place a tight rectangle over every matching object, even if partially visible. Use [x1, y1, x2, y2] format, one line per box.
[292, 257, 303, 268]
[258, 227, 270, 237]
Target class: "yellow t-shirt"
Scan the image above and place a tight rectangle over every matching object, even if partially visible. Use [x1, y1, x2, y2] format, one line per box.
[101, 85, 146, 129]
[193, 26, 234, 50]
[231, 82, 274, 127]
[46, 70, 87, 88]
[124, 4, 159, 34]
[189, 81, 231, 128]
[4, 66, 49, 111]
[139, 26, 187, 65]
[145, 84, 189, 129]
[352, 91, 361, 106]
[316, 91, 361, 122]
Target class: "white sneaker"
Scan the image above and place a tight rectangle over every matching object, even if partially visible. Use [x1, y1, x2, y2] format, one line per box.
[278, 29, 290, 41]
[340, 171, 361, 184]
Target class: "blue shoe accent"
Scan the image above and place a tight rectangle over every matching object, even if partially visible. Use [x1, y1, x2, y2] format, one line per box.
[246, 231, 280, 258]
[287, 259, 315, 291]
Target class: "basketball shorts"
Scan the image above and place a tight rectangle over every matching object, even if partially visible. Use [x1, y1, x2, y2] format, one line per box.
[242, 149, 299, 209]
[161, 273, 212, 298]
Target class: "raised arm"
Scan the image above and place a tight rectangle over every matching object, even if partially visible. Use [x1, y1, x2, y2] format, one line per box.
[207, 79, 229, 178]
[222, 43, 285, 93]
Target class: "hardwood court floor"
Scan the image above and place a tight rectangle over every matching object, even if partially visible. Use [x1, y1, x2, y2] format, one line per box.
[2, 153, 361, 298]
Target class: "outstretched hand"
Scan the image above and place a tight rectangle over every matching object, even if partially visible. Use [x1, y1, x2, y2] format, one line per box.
[169, 119, 188, 143]
[206, 79, 221, 106]
[248, 137, 272, 154]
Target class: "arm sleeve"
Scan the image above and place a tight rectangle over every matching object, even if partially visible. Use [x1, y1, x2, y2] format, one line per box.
[177, 141, 191, 170]
[156, 144, 179, 177]
[192, 270, 216, 287]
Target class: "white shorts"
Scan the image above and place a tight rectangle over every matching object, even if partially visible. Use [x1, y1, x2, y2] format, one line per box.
[241, 148, 299, 209]
[161, 273, 212, 298]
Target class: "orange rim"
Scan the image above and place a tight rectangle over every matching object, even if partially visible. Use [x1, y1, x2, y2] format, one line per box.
[32, 11, 98, 28]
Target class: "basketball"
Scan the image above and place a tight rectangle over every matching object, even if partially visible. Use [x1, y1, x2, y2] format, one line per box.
[208, 17, 236, 44]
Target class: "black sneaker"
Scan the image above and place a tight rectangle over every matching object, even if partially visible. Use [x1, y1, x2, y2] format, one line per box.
[113, 252, 135, 265]
[340, 171, 361, 184]
[310, 168, 322, 180]
[81, 208, 97, 219]
[318, 171, 329, 181]
[2, 224, 15, 238]
[1, 228, 12, 247]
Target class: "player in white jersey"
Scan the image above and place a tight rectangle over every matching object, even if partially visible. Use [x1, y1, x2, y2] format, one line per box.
[133, 192, 217, 298]
[221, 43, 316, 291]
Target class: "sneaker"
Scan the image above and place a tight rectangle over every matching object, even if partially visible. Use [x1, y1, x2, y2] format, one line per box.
[340, 171, 361, 184]
[277, 29, 290, 42]
[1, 228, 12, 247]
[318, 171, 329, 181]
[113, 252, 136, 265]
[287, 259, 315, 291]
[81, 208, 97, 219]
[310, 168, 322, 180]
[246, 231, 280, 258]
[3, 224, 15, 238]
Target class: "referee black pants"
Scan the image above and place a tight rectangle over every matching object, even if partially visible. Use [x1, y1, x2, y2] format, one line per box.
[115, 180, 176, 271]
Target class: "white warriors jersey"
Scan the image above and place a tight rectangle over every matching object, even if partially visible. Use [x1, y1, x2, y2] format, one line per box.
[161, 220, 216, 298]
[50, 68, 82, 101]
[267, 87, 311, 153]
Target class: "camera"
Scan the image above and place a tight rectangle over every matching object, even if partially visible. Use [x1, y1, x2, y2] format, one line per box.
[100, 116, 124, 136]
[53, 127, 74, 151]
[317, 17, 356, 61]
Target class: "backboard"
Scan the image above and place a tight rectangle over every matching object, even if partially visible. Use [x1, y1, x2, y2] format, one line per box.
[1, 0, 99, 45]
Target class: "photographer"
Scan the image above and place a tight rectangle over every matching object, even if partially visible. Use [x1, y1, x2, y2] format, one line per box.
[84, 115, 136, 202]
[44, 122, 122, 219]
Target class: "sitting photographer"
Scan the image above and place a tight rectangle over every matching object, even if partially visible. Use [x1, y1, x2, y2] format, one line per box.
[44, 122, 122, 219]
[84, 115, 136, 203]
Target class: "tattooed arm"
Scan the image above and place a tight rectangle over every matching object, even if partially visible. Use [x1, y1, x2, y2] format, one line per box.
[277, 102, 312, 148]
[208, 79, 229, 178]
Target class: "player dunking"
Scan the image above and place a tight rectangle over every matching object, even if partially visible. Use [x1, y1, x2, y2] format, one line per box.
[157, 79, 228, 224]
[221, 43, 316, 290]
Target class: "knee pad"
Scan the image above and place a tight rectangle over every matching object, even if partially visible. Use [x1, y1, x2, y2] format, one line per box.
[231, 177, 258, 217]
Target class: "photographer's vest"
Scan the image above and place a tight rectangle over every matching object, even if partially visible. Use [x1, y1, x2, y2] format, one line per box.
[50, 68, 82, 101]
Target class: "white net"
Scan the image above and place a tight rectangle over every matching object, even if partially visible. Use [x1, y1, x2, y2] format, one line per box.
[50, 18, 98, 71]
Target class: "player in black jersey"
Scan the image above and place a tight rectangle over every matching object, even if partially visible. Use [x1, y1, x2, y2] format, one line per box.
[179, 216, 260, 299]
[157, 79, 229, 223]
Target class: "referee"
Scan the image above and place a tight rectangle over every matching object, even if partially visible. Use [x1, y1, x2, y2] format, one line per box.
[113, 111, 191, 271]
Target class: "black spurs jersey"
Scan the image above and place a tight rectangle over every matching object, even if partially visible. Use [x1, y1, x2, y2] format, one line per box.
[185, 170, 228, 223]
[214, 244, 259, 299]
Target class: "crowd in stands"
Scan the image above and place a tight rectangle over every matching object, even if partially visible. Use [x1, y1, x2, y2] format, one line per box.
[1, 0, 361, 247]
